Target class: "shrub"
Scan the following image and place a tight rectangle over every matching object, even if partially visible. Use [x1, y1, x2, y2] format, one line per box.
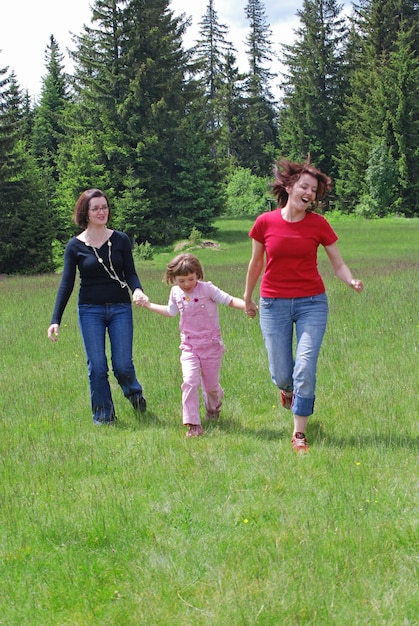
[225, 167, 271, 216]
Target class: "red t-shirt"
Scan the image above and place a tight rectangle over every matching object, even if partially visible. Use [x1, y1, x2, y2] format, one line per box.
[249, 209, 338, 298]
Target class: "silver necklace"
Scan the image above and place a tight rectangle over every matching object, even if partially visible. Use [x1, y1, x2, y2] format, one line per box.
[86, 232, 127, 289]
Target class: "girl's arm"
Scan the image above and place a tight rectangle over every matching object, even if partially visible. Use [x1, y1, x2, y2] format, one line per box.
[229, 297, 245, 311]
[324, 243, 364, 292]
[143, 301, 173, 317]
[244, 239, 265, 314]
[229, 296, 257, 318]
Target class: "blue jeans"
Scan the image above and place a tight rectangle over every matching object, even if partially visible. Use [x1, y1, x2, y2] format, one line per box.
[259, 294, 328, 417]
[78, 303, 143, 424]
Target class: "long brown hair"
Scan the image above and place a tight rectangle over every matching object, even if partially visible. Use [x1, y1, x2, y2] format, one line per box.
[271, 157, 332, 210]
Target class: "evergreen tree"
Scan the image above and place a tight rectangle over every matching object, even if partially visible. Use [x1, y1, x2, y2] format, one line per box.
[278, 0, 349, 180]
[121, 0, 213, 243]
[193, 0, 232, 157]
[54, 110, 112, 242]
[335, 0, 419, 214]
[69, 0, 130, 193]
[383, 25, 419, 214]
[0, 70, 53, 274]
[31, 35, 69, 172]
[68, 0, 221, 244]
[218, 47, 248, 163]
[30, 36, 71, 244]
[240, 0, 279, 176]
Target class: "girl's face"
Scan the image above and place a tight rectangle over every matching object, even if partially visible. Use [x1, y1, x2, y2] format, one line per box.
[175, 272, 198, 293]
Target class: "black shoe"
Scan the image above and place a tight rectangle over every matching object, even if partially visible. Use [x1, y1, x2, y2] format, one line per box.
[94, 414, 117, 425]
[130, 394, 147, 413]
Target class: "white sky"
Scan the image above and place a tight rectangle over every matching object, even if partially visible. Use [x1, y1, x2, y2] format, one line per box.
[1, 1, 346, 102]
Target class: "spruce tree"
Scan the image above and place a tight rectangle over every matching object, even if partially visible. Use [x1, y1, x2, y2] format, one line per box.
[192, 0, 232, 157]
[68, 0, 220, 244]
[278, 0, 349, 180]
[0, 71, 53, 274]
[241, 0, 279, 176]
[335, 0, 419, 214]
[31, 35, 69, 173]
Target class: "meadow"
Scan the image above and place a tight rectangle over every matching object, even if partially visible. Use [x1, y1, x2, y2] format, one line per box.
[0, 217, 418, 625]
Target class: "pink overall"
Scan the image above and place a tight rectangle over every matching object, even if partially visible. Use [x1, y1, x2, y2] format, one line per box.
[168, 281, 233, 426]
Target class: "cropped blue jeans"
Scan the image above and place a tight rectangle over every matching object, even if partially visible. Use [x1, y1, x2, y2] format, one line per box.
[259, 293, 328, 417]
[78, 303, 143, 424]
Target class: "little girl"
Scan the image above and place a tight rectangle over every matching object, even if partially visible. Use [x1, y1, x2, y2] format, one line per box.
[141, 253, 254, 437]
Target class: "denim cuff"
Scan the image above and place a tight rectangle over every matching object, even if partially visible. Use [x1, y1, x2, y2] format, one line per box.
[292, 394, 315, 417]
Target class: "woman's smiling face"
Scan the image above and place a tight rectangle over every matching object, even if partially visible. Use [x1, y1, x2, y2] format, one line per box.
[287, 173, 318, 211]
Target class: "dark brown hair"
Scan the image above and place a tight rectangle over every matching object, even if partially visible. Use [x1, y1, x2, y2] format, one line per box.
[271, 157, 332, 210]
[163, 253, 204, 285]
[73, 189, 111, 229]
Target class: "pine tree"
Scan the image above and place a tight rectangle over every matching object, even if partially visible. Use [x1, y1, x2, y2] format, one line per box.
[218, 47, 248, 163]
[31, 35, 69, 172]
[192, 0, 232, 157]
[54, 113, 112, 241]
[278, 0, 349, 180]
[67, 0, 221, 243]
[240, 0, 279, 176]
[69, 0, 130, 193]
[0, 71, 53, 274]
[335, 0, 419, 214]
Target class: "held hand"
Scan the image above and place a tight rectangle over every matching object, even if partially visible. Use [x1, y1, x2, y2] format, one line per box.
[245, 301, 258, 318]
[48, 324, 59, 342]
[350, 279, 364, 293]
[133, 289, 150, 306]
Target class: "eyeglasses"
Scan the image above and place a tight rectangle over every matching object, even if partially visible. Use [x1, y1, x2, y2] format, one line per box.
[89, 206, 109, 213]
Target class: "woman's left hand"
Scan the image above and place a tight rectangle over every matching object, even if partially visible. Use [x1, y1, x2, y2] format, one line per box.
[350, 279, 364, 293]
[133, 289, 149, 306]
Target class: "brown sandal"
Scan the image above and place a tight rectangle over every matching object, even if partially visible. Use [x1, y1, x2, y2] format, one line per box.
[185, 424, 203, 438]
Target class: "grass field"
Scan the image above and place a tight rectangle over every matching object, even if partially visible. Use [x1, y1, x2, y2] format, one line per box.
[0, 217, 418, 625]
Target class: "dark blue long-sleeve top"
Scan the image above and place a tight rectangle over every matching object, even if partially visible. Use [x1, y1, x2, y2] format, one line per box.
[50, 230, 142, 325]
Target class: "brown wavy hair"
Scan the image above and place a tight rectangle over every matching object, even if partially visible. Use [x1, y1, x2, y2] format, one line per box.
[163, 253, 204, 285]
[271, 157, 332, 210]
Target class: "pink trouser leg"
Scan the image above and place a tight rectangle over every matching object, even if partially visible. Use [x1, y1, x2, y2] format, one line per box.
[201, 349, 224, 416]
[180, 349, 202, 425]
[180, 343, 225, 425]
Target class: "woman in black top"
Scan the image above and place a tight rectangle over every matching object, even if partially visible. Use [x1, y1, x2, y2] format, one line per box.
[47, 189, 148, 424]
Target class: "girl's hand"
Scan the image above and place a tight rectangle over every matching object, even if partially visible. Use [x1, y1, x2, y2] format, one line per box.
[48, 324, 59, 342]
[133, 289, 150, 306]
[350, 279, 364, 293]
[245, 301, 258, 318]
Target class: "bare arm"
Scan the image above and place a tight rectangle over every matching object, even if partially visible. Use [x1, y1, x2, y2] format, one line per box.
[244, 239, 265, 314]
[324, 243, 364, 292]
[143, 301, 173, 317]
[228, 296, 257, 318]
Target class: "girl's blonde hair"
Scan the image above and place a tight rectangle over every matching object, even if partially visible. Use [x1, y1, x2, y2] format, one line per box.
[163, 253, 204, 285]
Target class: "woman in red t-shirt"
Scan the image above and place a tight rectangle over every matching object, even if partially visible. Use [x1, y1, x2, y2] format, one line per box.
[244, 158, 363, 452]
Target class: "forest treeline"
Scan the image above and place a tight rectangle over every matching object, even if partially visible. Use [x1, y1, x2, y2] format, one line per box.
[0, 0, 418, 274]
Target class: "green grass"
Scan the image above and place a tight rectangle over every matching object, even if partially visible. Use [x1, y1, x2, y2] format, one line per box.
[0, 217, 418, 625]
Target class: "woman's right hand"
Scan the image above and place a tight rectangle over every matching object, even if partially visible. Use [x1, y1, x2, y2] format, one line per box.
[48, 324, 59, 342]
[245, 300, 258, 318]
